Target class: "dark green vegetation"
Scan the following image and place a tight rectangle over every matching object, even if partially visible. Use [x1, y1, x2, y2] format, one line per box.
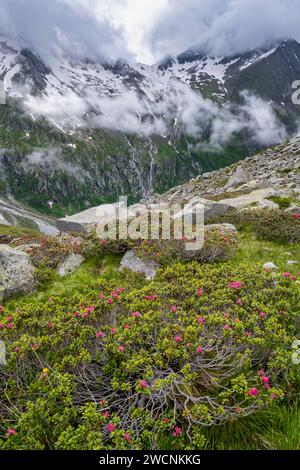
[0, 100, 258, 217]
[0, 207, 300, 450]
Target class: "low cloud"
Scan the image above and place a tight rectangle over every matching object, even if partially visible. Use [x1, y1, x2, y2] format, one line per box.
[0, 0, 129, 64]
[23, 148, 90, 181]
[148, 0, 300, 60]
[23, 76, 287, 149]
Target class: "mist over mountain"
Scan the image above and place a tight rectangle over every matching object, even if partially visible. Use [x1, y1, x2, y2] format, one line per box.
[0, 32, 300, 216]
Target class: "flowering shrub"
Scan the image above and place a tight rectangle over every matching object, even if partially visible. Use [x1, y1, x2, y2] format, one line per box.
[0, 261, 299, 450]
[134, 226, 237, 265]
[208, 208, 300, 244]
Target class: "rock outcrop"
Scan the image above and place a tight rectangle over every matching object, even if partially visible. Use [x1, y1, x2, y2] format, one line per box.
[160, 136, 300, 206]
[119, 250, 159, 280]
[0, 245, 36, 300]
[57, 254, 85, 277]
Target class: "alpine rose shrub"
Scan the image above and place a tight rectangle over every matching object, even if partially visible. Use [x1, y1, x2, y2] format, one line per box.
[208, 208, 300, 244]
[0, 262, 299, 450]
[135, 226, 237, 265]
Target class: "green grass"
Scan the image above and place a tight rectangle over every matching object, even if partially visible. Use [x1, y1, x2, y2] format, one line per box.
[267, 196, 293, 210]
[202, 402, 300, 450]
[4, 252, 148, 312]
[233, 231, 300, 275]
[0, 223, 40, 239]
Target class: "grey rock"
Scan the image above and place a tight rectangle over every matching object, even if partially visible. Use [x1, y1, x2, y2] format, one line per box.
[218, 188, 279, 210]
[263, 262, 278, 270]
[225, 166, 248, 189]
[205, 223, 237, 233]
[57, 253, 85, 276]
[0, 245, 36, 300]
[57, 202, 127, 234]
[0, 340, 6, 365]
[119, 250, 159, 280]
[173, 198, 233, 222]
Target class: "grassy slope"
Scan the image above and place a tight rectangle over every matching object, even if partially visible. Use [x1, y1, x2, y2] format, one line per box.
[2, 224, 300, 450]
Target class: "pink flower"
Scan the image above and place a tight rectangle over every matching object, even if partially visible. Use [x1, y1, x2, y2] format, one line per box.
[271, 393, 276, 400]
[133, 311, 140, 318]
[102, 411, 110, 418]
[196, 288, 204, 297]
[124, 432, 131, 442]
[86, 306, 95, 313]
[112, 293, 119, 299]
[124, 324, 130, 330]
[223, 324, 231, 330]
[73, 311, 80, 318]
[171, 306, 178, 313]
[118, 345, 125, 353]
[293, 213, 300, 219]
[282, 272, 292, 278]
[228, 281, 242, 290]
[139, 380, 149, 389]
[249, 387, 259, 396]
[111, 328, 116, 334]
[236, 299, 243, 306]
[99, 294, 105, 300]
[175, 336, 182, 343]
[107, 422, 116, 433]
[115, 288, 124, 294]
[0, 306, 3, 313]
[262, 376, 269, 384]
[6, 323, 14, 329]
[163, 418, 169, 424]
[259, 312, 266, 319]
[107, 298, 113, 304]
[6, 428, 16, 436]
[172, 426, 182, 437]
[47, 321, 53, 329]
[82, 312, 89, 319]
[196, 346, 203, 353]
[258, 370, 265, 376]
[96, 331, 105, 338]
[6, 316, 12, 322]
[14, 347, 21, 353]
[197, 316, 205, 325]
[0, 323, 4, 329]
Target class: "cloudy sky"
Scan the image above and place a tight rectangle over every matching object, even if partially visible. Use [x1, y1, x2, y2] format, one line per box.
[1, 0, 300, 63]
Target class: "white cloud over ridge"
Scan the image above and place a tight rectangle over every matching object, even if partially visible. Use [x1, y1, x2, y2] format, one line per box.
[23, 77, 287, 148]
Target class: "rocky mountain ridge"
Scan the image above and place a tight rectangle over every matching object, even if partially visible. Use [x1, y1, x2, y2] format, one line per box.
[160, 136, 300, 204]
[56, 136, 300, 234]
[1, 37, 300, 215]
